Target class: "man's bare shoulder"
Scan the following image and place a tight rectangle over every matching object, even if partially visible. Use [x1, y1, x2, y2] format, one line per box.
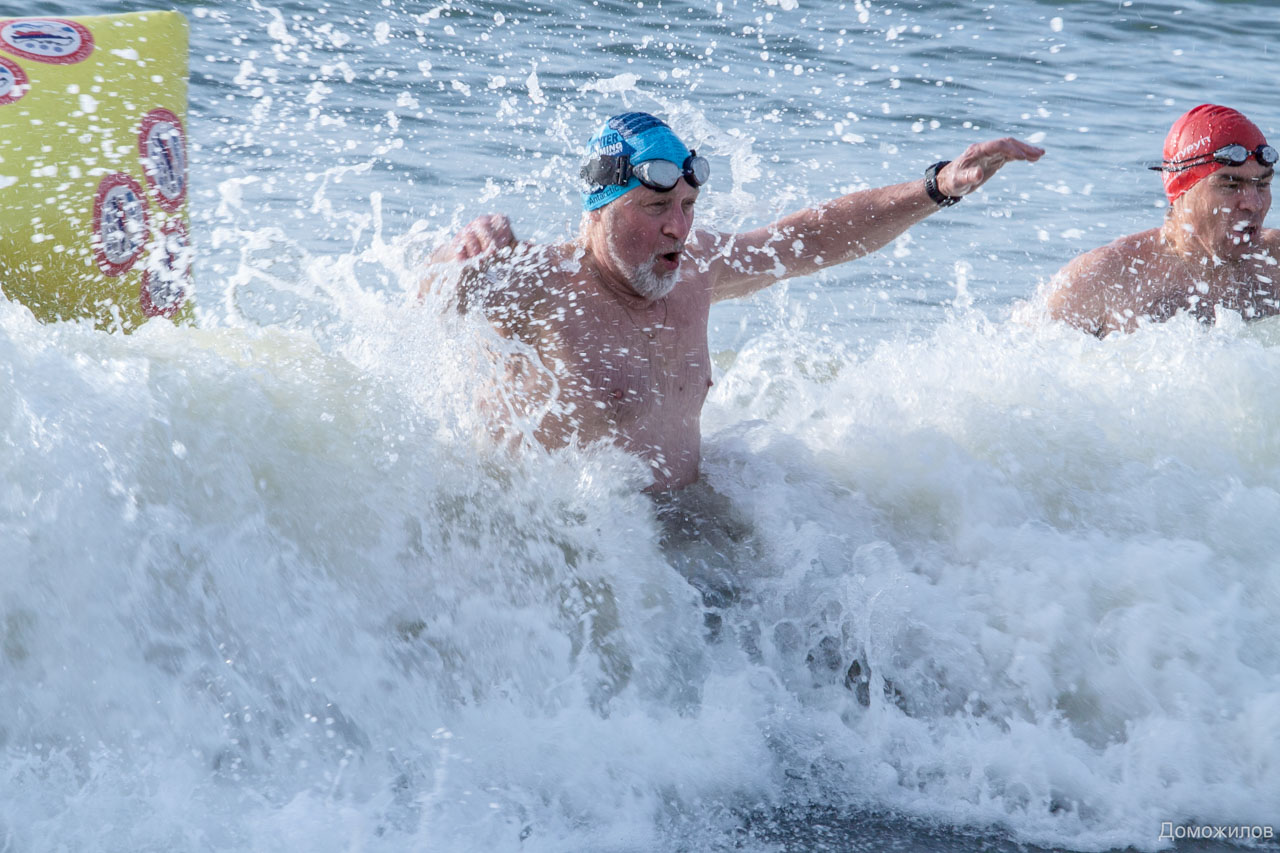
[1061, 229, 1164, 280]
[1046, 229, 1165, 335]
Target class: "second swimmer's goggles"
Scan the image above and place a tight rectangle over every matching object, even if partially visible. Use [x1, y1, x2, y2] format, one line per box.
[581, 151, 710, 192]
[1152, 143, 1280, 173]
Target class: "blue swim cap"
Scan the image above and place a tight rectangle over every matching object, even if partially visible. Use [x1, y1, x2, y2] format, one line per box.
[581, 112, 693, 211]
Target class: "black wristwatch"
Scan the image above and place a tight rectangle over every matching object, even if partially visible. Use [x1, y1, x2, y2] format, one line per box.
[924, 160, 963, 207]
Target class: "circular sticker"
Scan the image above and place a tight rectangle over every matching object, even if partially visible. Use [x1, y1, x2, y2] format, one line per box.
[140, 219, 191, 319]
[0, 56, 28, 105]
[93, 173, 149, 277]
[138, 109, 188, 212]
[0, 18, 94, 65]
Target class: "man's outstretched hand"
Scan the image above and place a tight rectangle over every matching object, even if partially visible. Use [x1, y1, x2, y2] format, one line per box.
[938, 137, 1045, 198]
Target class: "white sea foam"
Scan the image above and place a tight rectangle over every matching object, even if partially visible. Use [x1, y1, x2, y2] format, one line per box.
[4, 259, 1278, 850]
[701, 310, 1280, 846]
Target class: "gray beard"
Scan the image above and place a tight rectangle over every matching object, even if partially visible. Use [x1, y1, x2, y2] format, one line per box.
[607, 236, 678, 300]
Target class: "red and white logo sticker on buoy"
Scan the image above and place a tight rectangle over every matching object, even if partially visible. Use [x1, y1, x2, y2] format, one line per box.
[140, 219, 191, 319]
[93, 173, 149, 277]
[0, 18, 94, 65]
[0, 55, 28, 105]
[138, 108, 188, 212]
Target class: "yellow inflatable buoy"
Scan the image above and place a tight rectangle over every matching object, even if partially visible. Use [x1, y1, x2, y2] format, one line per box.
[0, 11, 193, 331]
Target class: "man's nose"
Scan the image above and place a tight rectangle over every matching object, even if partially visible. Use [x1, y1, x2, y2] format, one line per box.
[661, 205, 692, 239]
[1239, 182, 1268, 212]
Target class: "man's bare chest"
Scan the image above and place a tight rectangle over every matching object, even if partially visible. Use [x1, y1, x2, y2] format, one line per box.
[1139, 257, 1280, 322]
[543, 311, 712, 426]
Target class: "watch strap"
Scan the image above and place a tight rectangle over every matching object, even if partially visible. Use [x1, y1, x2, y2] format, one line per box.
[924, 160, 963, 207]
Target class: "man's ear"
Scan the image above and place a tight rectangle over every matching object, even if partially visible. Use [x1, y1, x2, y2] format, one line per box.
[581, 207, 606, 234]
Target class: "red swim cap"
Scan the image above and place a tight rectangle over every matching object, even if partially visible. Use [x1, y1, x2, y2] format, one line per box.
[1161, 104, 1268, 204]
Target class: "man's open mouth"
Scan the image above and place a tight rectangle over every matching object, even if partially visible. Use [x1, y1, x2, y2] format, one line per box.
[1233, 223, 1258, 244]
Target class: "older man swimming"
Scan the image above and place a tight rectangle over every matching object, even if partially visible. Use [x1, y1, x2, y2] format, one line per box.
[427, 111, 1043, 489]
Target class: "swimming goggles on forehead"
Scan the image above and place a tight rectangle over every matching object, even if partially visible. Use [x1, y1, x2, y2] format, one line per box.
[1152, 143, 1280, 173]
[581, 151, 710, 191]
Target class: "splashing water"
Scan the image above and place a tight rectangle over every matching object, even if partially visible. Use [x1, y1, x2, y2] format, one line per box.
[4, 2, 1280, 851]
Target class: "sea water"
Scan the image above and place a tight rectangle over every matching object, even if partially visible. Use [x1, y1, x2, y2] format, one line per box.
[2, 1, 1278, 851]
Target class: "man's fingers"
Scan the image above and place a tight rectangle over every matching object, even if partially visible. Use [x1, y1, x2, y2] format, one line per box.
[459, 232, 485, 260]
[1000, 140, 1045, 163]
[478, 214, 516, 250]
[487, 213, 516, 243]
[1018, 141, 1046, 160]
[939, 137, 1045, 196]
[456, 222, 520, 262]
[429, 214, 521, 266]
[975, 137, 1045, 162]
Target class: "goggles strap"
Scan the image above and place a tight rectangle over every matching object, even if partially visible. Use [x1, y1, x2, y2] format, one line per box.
[581, 154, 631, 189]
[1157, 144, 1277, 173]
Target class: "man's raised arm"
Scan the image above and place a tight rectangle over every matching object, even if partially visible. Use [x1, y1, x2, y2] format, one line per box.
[417, 213, 525, 314]
[704, 137, 1044, 302]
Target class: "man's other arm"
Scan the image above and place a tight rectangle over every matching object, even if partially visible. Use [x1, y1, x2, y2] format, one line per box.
[417, 214, 521, 309]
[702, 137, 1044, 302]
